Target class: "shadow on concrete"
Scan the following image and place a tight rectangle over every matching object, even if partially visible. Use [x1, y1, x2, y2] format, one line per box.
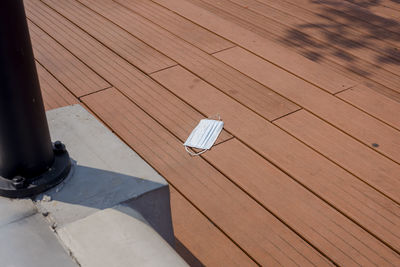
[40, 163, 165, 210]
[36, 162, 176, 246]
[278, 0, 400, 76]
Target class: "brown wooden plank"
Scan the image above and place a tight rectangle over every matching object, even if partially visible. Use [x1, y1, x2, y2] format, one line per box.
[369, 0, 400, 12]
[170, 187, 256, 266]
[25, 0, 232, 145]
[37, 62, 79, 110]
[317, 0, 399, 21]
[214, 46, 400, 164]
[29, 21, 110, 97]
[82, 88, 331, 266]
[279, 0, 400, 48]
[342, 0, 400, 19]
[151, 65, 400, 257]
[204, 138, 400, 264]
[272, 0, 400, 27]
[110, 0, 234, 54]
[337, 86, 400, 131]
[151, 0, 356, 94]
[40, 0, 176, 74]
[274, 109, 400, 205]
[254, 0, 400, 57]
[50, 0, 299, 121]
[205, 0, 400, 93]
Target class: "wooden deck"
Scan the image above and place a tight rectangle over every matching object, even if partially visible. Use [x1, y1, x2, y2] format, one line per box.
[26, 0, 400, 265]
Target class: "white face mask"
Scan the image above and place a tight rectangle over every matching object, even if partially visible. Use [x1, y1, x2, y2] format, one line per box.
[184, 118, 224, 156]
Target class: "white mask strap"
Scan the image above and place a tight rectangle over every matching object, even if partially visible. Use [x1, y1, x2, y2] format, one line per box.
[185, 146, 208, 156]
[208, 114, 221, 121]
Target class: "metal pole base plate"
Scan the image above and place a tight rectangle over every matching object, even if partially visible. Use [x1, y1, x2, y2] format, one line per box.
[0, 141, 71, 198]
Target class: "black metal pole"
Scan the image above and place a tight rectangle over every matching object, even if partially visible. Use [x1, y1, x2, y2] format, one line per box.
[0, 0, 71, 198]
[0, 0, 54, 179]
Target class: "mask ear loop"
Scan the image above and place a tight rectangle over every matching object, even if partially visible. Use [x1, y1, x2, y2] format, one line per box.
[185, 146, 208, 156]
[208, 114, 221, 121]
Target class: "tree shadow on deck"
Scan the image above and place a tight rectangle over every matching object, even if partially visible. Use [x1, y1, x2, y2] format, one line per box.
[278, 0, 400, 77]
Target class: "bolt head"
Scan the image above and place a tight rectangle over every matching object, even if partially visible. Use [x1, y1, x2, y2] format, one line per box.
[12, 176, 26, 189]
[53, 141, 66, 153]
[54, 141, 62, 148]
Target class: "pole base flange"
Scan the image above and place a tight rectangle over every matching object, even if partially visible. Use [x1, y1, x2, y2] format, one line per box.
[0, 141, 71, 198]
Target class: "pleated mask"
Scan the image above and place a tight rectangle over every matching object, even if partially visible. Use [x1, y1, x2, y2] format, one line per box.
[184, 117, 224, 156]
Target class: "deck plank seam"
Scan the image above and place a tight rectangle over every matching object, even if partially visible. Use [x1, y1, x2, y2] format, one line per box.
[210, 44, 238, 55]
[148, 63, 180, 75]
[77, 86, 114, 99]
[270, 107, 303, 123]
[213, 136, 235, 147]
[333, 85, 357, 96]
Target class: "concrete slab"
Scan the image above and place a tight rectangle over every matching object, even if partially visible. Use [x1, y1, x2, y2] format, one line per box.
[58, 205, 187, 267]
[0, 197, 36, 227]
[37, 105, 174, 244]
[0, 213, 77, 267]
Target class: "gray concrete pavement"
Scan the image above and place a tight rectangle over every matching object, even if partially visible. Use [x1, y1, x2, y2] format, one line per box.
[58, 205, 187, 267]
[0, 204, 78, 267]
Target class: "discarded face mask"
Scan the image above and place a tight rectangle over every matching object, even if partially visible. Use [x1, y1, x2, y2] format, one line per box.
[184, 116, 224, 156]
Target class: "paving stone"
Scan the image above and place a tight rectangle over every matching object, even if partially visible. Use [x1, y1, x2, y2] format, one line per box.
[0, 213, 77, 267]
[58, 205, 187, 267]
[0, 197, 37, 227]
